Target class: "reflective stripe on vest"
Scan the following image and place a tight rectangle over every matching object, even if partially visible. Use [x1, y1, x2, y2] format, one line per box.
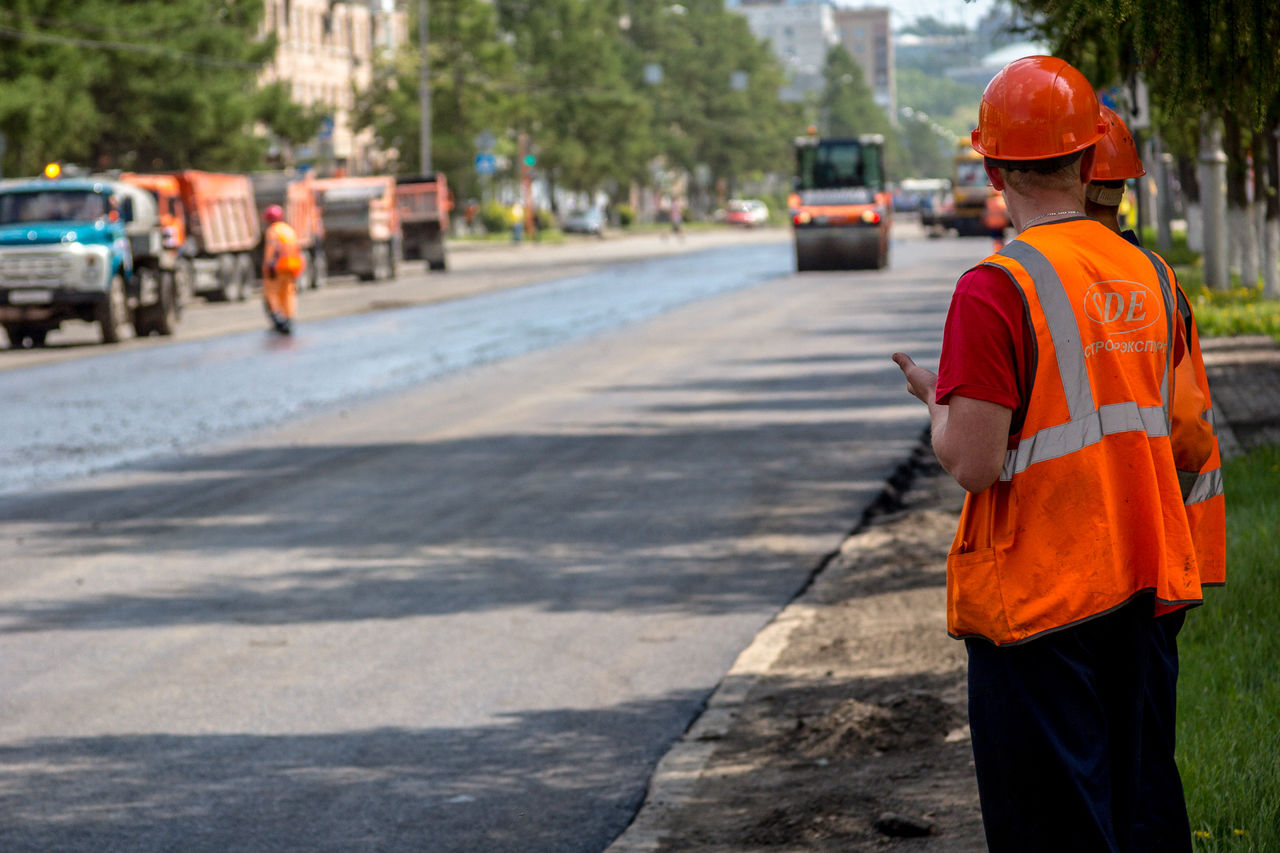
[995, 241, 1175, 481]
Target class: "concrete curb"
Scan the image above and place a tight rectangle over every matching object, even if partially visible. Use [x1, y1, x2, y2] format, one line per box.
[606, 599, 821, 852]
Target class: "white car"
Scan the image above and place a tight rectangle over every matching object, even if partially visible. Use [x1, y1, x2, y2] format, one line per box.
[725, 199, 769, 227]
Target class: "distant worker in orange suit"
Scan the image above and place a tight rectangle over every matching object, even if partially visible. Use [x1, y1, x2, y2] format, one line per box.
[983, 192, 1010, 251]
[262, 204, 304, 335]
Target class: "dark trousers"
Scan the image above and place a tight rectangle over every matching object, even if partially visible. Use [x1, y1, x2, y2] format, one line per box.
[966, 595, 1184, 853]
[1134, 610, 1193, 852]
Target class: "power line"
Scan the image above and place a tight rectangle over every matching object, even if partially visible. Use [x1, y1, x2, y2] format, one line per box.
[0, 25, 265, 70]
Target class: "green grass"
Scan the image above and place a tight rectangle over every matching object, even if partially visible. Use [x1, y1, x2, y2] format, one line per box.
[1178, 445, 1280, 851]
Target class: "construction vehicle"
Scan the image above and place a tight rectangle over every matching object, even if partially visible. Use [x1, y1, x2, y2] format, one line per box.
[250, 171, 326, 289]
[119, 172, 196, 310]
[0, 164, 182, 347]
[922, 141, 995, 237]
[395, 173, 450, 271]
[790, 132, 893, 271]
[160, 171, 261, 302]
[312, 176, 400, 281]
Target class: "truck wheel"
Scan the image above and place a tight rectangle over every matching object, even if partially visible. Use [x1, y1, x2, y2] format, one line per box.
[5, 324, 46, 348]
[233, 254, 254, 302]
[97, 273, 129, 344]
[151, 271, 179, 336]
[308, 250, 327, 290]
[132, 268, 159, 336]
[372, 242, 392, 282]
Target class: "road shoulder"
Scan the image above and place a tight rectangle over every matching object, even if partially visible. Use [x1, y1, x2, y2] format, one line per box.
[609, 444, 985, 852]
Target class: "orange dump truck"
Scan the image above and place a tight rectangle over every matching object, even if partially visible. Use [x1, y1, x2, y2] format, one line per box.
[163, 171, 261, 301]
[311, 176, 400, 281]
[394, 173, 450, 271]
[119, 172, 194, 323]
[250, 171, 326, 289]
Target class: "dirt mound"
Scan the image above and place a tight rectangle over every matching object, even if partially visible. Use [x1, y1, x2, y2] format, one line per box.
[791, 689, 961, 758]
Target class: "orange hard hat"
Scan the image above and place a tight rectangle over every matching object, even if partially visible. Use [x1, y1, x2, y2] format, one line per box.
[1091, 104, 1146, 181]
[263, 204, 284, 224]
[971, 56, 1107, 161]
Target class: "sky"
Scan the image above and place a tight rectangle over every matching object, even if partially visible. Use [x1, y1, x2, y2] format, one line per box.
[831, 0, 998, 30]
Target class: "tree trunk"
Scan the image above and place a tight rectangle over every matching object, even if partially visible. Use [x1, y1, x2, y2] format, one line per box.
[1265, 116, 1280, 299]
[1200, 118, 1230, 290]
[1179, 154, 1203, 252]
[1224, 112, 1256, 286]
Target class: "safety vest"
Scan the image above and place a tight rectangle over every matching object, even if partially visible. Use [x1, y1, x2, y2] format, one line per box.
[265, 221, 304, 278]
[1170, 286, 1226, 594]
[947, 220, 1201, 645]
[1120, 231, 1226, 607]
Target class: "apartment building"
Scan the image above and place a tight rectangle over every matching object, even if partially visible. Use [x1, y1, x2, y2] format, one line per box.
[728, 0, 895, 121]
[731, 1, 837, 102]
[832, 7, 894, 121]
[260, 0, 407, 174]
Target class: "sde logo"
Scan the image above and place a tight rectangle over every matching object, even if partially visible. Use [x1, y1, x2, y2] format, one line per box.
[1083, 280, 1159, 335]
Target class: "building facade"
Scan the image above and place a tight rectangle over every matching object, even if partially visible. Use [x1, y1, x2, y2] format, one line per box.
[259, 0, 407, 174]
[728, 1, 895, 122]
[832, 7, 894, 121]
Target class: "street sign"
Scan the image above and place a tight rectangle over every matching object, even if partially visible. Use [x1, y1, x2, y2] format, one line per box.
[474, 130, 496, 151]
[1099, 77, 1150, 131]
[474, 152, 497, 175]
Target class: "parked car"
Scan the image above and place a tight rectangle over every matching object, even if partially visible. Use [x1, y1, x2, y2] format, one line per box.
[561, 207, 605, 236]
[725, 198, 769, 227]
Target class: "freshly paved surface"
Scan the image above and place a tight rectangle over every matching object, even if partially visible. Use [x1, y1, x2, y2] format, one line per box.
[0, 224, 976, 851]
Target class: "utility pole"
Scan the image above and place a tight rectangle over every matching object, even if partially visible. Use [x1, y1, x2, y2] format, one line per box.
[418, 0, 432, 174]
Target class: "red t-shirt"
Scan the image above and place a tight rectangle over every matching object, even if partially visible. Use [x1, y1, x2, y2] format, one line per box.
[937, 255, 1185, 438]
[936, 264, 1033, 433]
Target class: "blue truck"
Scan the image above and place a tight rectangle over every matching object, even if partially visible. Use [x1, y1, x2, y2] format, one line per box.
[0, 168, 181, 347]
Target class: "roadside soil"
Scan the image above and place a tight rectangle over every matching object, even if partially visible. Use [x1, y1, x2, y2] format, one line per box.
[619, 447, 986, 852]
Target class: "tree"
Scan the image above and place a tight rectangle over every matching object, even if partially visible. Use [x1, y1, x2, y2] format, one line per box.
[0, 0, 312, 175]
[495, 0, 652, 203]
[816, 45, 909, 177]
[1012, 0, 1280, 289]
[354, 0, 519, 200]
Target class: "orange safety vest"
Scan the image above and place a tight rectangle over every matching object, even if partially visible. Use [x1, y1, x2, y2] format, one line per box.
[983, 194, 1009, 230]
[946, 220, 1201, 645]
[265, 221, 304, 278]
[1169, 285, 1226, 596]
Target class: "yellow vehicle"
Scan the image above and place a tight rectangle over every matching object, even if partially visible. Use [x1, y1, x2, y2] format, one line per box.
[923, 140, 996, 237]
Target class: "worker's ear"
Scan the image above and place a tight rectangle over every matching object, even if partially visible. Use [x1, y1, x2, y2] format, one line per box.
[984, 161, 1005, 192]
[1079, 146, 1097, 186]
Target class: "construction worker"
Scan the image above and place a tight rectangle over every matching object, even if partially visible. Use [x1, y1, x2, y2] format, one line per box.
[1088, 104, 1226, 853]
[891, 56, 1203, 852]
[983, 191, 1010, 251]
[262, 204, 303, 335]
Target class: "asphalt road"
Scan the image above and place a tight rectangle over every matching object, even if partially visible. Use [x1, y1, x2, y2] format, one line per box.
[0, 224, 985, 851]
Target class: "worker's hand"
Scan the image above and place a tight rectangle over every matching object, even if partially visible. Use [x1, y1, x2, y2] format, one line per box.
[892, 352, 938, 406]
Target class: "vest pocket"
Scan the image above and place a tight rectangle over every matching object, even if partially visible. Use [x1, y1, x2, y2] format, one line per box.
[947, 547, 1004, 639]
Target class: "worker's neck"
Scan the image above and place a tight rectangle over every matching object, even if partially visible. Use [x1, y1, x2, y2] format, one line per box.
[1084, 200, 1123, 236]
[1005, 185, 1088, 233]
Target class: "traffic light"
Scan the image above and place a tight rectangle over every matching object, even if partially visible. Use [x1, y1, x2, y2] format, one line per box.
[523, 154, 536, 168]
